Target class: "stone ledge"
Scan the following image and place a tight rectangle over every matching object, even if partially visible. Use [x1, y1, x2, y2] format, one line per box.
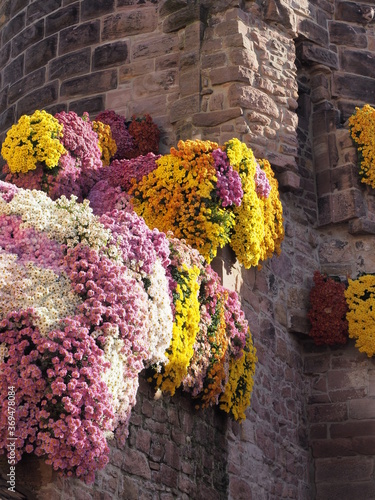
[348, 217, 375, 235]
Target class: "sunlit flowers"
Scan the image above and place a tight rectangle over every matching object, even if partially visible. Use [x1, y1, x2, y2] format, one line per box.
[345, 274, 375, 357]
[1, 110, 66, 174]
[349, 104, 375, 188]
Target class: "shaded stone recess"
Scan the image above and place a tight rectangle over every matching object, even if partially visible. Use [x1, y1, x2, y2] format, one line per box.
[1, 1, 375, 499]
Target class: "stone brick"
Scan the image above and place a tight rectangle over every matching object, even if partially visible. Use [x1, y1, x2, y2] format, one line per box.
[123, 448, 151, 479]
[340, 49, 375, 79]
[315, 456, 374, 483]
[17, 82, 59, 117]
[60, 70, 117, 98]
[25, 35, 58, 74]
[49, 49, 91, 80]
[308, 403, 347, 423]
[349, 217, 375, 235]
[102, 10, 157, 41]
[298, 19, 329, 47]
[159, 463, 178, 488]
[3, 55, 24, 87]
[59, 21, 100, 55]
[27, 0, 61, 24]
[9, 0, 28, 17]
[311, 438, 355, 458]
[0, 42, 11, 69]
[11, 19, 44, 58]
[336, 1, 375, 24]
[0, 106, 16, 133]
[169, 95, 199, 123]
[133, 70, 178, 98]
[297, 41, 338, 69]
[333, 73, 375, 102]
[228, 83, 279, 118]
[46, 4, 79, 36]
[229, 477, 252, 500]
[332, 188, 366, 223]
[8, 68, 46, 104]
[349, 398, 375, 419]
[331, 420, 375, 439]
[192, 108, 242, 127]
[132, 34, 179, 60]
[69, 95, 105, 117]
[316, 481, 375, 500]
[329, 21, 367, 48]
[93, 41, 129, 70]
[2, 12, 25, 44]
[162, 5, 200, 33]
[81, 0, 115, 20]
[210, 66, 254, 85]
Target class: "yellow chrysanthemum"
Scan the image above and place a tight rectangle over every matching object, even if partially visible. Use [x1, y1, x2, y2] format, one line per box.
[219, 328, 257, 421]
[1, 110, 66, 173]
[154, 264, 201, 396]
[92, 120, 117, 166]
[349, 104, 375, 188]
[345, 274, 375, 357]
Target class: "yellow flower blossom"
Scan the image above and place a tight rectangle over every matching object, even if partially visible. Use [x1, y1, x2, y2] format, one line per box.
[349, 104, 375, 188]
[92, 120, 117, 166]
[1, 110, 66, 173]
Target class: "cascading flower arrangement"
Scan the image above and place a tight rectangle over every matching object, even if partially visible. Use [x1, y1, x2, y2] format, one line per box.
[307, 271, 349, 346]
[0, 181, 174, 483]
[349, 104, 375, 189]
[130, 137, 284, 268]
[345, 274, 375, 357]
[0, 108, 262, 483]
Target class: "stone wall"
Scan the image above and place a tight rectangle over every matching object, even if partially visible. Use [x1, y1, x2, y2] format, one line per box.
[1, 1, 375, 499]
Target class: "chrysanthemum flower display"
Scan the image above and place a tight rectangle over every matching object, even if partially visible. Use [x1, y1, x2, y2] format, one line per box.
[345, 274, 375, 357]
[130, 138, 284, 267]
[349, 104, 375, 188]
[1, 110, 66, 174]
[308, 271, 349, 346]
[0, 182, 172, 481]
[91, 120, 117, 166]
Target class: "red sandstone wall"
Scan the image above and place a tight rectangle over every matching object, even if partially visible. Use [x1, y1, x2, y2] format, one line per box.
[1, 1, 375, 499]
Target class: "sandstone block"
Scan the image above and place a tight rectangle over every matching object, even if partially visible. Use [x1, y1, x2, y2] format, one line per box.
[17, 82, 58, 116]
[329, 21, 367, 47]
[132, 34, 178, 59]
[81, 0, 115, 21]
[333, 73, 375, 102]
[192, 108, 242, 127]
[26, 35, 58, 74]
[169, 95, 199, 123]
[27, 0, 60, 24]
[8, 67, 46, 104]
[69, 95, 104, 116]
[2, 11, 25, 45]
[132, 69, 178, 98]
[93, 41, 129, 70]
[60, 70, 117, 97]
[123, 448, 151, 479]
[332, 188, 366, 223]
[162, 4, 199, 33]
[331, 420, 375, 438]
[316, 482, 375, 500]
[103, 9, 157, 40]
[336, 1, 375, 24]
[49, 49, 91, 80]
[228, 83, 279, 118]
[3, 54, 24, 87]
[298, 19, 329, 47]
[11, 19, 44, 58]
[297, 41, 339, 69]
[349, 398, 375, 419]
[340, 49, 375, 79]
[0, 42, 11, 68]
[59, 21, 100, 55]
[229, 477, 252, 500]
[315, 456, 374, 483]
[46, 4, 79, 36]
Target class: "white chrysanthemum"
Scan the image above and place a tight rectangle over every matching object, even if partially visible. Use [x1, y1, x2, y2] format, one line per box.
[0, 251, 81, 336]
[0, 189, 120, 258]
[144, 258, 174, 367]
[100, 328, 139, 426]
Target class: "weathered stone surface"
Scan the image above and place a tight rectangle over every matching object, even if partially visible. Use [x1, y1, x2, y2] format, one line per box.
[2, 11, 25, 44]
[26, 0, 61, 24]
[17, 82, 59, 116]
[169, 95, 200, 122]
[192, 107, 242, 126]
[69, 95, 105, 116]
[11, 19, 44, 58]
[333, 73, 375, 102]
[329, 21, 367, 47]
[336, 1, 375, 24]
[8, 68, 46, 104]
[93, 41, 129, 70]
[102, 10, 157, 40]
[297, 41, 339, 69]
[298, 18, 329, 47]
[162, 4, 200, 33]
[81, 0, 115, 20]
[25, 36, 58, 74]
[59, 21, 100, 55]
[3, 54, 24, 87]
[132, 34, 178, 59]
[49, 49, 91, 80]
[210, 65, 254, 85]
[228, 83, 280, 118]
[45, 4, 79, 36]
[340, 49, 375, 79]
[348, 217, 375, 235]
[60, 70, 117, 97]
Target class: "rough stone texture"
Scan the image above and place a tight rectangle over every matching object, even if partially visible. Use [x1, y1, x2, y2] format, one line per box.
[0, 0, 375, 499]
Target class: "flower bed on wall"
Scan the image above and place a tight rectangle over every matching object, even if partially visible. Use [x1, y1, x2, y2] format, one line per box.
[0, 108, 286, 483]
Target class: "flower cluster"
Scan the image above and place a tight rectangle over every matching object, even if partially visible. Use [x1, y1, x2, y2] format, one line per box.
[94, 110, 160, 160]
[308, 271, 349, 346]
[345, 274, 375, 357]
[91, 120, 117, 167]
[349, 104, 375, 188]
[130, 138, 284, 267]
[1, 110, 65, 174]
